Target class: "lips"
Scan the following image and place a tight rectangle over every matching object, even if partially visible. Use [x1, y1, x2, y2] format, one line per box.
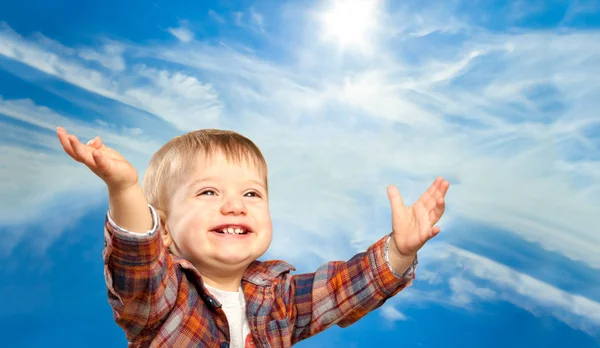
[210, 224, 252, 235]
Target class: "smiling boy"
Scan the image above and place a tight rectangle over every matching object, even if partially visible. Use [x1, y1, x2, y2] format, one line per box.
[56, 127, 449, 348]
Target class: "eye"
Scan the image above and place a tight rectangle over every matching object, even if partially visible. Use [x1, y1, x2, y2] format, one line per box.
[197, 189, 217, 196]
[244, 191, 261, 198]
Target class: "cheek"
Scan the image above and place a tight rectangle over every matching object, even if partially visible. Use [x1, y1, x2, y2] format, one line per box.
[250, 202, 270, 219]
[169, 208, 209, 242]
[255, 206, 273, 230]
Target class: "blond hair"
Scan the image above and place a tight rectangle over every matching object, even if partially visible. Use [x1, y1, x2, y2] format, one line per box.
[142, 129, 268, 213]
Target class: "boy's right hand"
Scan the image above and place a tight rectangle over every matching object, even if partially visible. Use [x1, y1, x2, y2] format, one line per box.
[57, 126, 139, 192]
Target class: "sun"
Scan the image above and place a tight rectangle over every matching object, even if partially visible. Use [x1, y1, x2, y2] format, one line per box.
[319, 0, 380, 52]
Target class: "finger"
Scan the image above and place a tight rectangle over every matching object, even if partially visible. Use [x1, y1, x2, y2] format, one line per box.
[414, 202, 433, 239]
[97, 140, 123, 159]
[69, 135, 95, 167]
[387, 184, 407, 213]
[418, 178, 438, 202]
[86, 136, 103, 149]
[92, 150, 112, 173]
[430, 177, 448, 200]
[422, 192, 436, 211]
[425, 177, 443, 197]
[419, 177, 443, 210]
[429, 197, 446, 224]
[84, 136, 119, 158]
[422, 214, 441, 240]
[428, 179, 451, 211]
[439, 179, 450, 195]
[57, 127, 78, 160]
[431, 181, 449, 218]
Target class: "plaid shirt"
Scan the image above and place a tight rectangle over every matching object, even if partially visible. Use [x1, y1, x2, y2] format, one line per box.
[103, 205, 417, 347]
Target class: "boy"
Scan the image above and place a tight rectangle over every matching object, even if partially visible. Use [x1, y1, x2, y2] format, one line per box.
[56, 126, 449, 348]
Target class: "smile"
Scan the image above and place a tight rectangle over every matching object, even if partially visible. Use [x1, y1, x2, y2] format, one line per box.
[211, 224, 252, 235]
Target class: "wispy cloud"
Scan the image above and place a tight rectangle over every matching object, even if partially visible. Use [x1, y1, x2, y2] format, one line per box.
[78, 42, 126, 71]
[386, 2, 471, 38]
[167, 21, 195, 42]
[388, 244, 600, 337]
[0, 96, 163, 254]
[455, 245, 600, 335]
[1, 10, 599, 268]
[208, 10, 226, 24]
[0, 22, 223, 131]
[232, 8, 268, 34]
[0, 2, 599, 338]
[560, 0, 600, 26]
[250, 8, 266, 33]
[380, 304, 407, 322]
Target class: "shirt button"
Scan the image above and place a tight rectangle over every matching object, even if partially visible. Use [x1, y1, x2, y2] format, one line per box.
[220, 342, 229, 348]
[206, 297, 220, 308]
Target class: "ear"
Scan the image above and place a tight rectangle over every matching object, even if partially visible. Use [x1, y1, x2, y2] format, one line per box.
[156, 208, 173, 249]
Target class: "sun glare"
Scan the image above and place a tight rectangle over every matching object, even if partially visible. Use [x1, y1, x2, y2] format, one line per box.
[320, 0, 380, 51]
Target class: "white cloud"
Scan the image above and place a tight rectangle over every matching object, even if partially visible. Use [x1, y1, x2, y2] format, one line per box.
[0, 22, 223, 131]
[0, 5, 598, 338]
[1, 15, 599, 271]
[124, 64, 223, 130]
[446, 245, 600, 336]
[208, 10, 226, 24]
[560, 0, 600, 26]
[448, 277, 497, 307]
[0, 97, 164, 254]
[0, 97, 163, 155]
[380, 305, 407, 321]
[385, 244, 600, 336]
[168, 23, 194, 42]
[250, 8, 266, 33]
[232, 8, 268, 34]
[78, 42, 126, 71]
[0, 139, 103, 229]
[386, 2, 471, 38]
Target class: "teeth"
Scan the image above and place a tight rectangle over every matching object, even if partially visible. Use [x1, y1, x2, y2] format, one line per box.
[220, 227, 246, 234]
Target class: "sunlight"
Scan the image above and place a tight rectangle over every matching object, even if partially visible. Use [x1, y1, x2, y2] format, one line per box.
[319, 0, 380, 52]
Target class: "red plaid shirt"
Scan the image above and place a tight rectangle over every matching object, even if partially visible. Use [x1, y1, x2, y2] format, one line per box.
[103, 206, 417, 347]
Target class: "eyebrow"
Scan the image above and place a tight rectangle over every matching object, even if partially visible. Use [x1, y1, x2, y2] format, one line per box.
[188, 177, 267, 191]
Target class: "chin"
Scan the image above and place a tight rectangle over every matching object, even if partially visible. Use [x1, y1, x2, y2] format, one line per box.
[213, 249, 256, 262]
[214, 256, 256, 268]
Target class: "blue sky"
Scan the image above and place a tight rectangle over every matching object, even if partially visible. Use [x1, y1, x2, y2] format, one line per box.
[1, 0, 599, 347]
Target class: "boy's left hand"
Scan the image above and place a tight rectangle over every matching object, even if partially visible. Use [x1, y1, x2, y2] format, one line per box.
[387, 177, 450, 259]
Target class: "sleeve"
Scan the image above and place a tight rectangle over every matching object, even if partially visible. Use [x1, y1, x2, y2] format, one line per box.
[102, 204, 180, 343]
[284, 234, 417, 345]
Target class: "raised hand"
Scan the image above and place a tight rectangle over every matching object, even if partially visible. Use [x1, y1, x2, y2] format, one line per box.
[56, 127, 139, 192]
[387, 177, 450, 258]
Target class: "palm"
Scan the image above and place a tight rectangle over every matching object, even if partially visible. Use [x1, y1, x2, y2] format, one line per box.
[387, 177, 449, 256]
[57, 127, 138, 191]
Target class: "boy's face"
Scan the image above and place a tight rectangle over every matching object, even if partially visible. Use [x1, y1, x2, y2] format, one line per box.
[164, 151, 272, 275]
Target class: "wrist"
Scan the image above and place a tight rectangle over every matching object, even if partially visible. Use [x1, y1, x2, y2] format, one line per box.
[107, 184, 153, 233]
[388, 236, 416, 273]
[391, 235, 416, 258]
[107, 181, 139, 196]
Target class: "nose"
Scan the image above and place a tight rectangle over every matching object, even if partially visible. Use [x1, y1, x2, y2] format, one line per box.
[220, 195, 247, 216]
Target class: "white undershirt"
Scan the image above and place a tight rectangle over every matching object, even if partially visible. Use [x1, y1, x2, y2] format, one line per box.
[204, 284, 254, 348]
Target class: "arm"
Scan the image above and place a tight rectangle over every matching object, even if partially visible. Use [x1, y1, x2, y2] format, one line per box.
[108, 183, 153, 233]
[103, 203, 180, 344]
[283, 235, 416, 345]
[282, 177, 449, 345]
[56, 128, 179, 343]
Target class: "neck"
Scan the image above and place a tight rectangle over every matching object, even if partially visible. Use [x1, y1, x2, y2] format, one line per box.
[198, 267, 245, 292]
